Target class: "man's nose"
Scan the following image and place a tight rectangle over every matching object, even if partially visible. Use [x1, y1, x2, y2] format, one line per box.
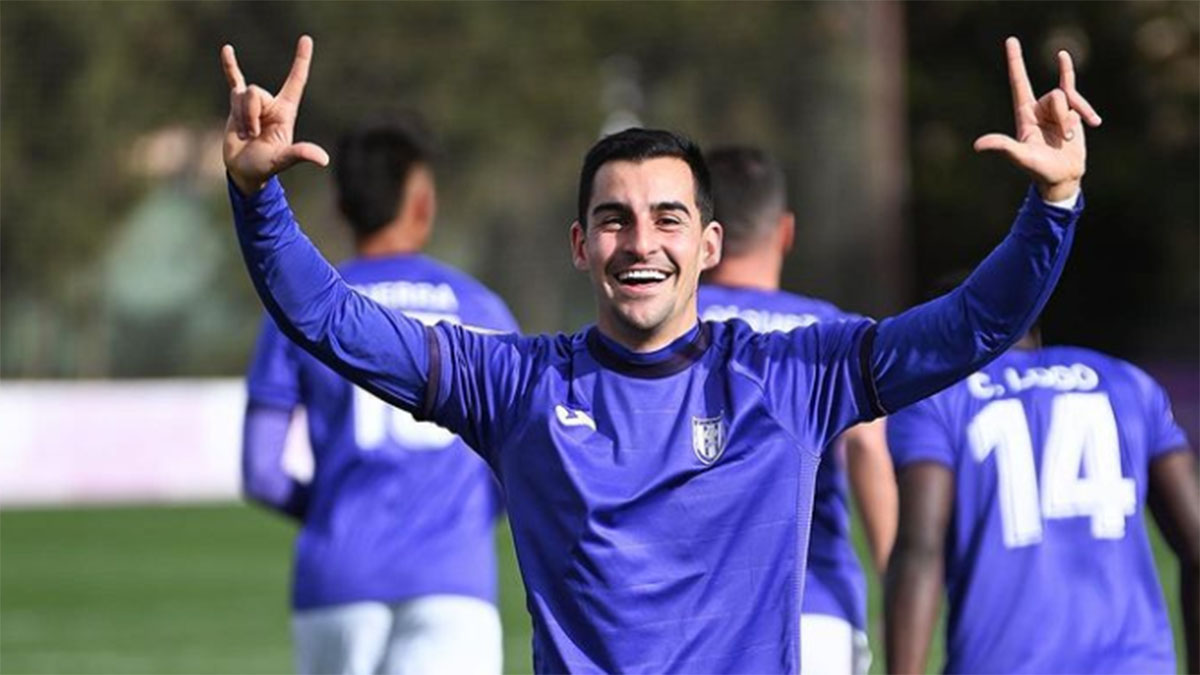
[621, 218, 659, 258]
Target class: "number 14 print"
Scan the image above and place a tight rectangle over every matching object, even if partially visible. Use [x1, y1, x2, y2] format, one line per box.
[969, 392, 1135, 549]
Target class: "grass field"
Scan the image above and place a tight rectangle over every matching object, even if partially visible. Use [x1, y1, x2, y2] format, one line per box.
[0, 503, 1187, 673]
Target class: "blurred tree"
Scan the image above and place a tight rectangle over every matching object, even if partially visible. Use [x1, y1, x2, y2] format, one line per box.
[1, 2, 1194, 379]
[904, 1, 1198, 360]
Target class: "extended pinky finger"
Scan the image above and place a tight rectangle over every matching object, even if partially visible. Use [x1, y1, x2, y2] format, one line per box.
[1065, 88, 1102, 127]
[1058, 50, 1101, 126]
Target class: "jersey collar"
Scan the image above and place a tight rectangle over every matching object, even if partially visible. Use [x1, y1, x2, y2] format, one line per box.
[585, 322, 712, 378]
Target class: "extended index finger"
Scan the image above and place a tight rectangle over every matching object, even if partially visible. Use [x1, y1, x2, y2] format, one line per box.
[1005, 37, 1036, 116]
[278, 35, 313, 103]
[221, 44, 246, 91]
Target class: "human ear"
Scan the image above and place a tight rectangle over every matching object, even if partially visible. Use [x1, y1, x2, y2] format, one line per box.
[778, 212, 796, 254]
[701, 220, 723, 271]
[570, 221, 589, 271]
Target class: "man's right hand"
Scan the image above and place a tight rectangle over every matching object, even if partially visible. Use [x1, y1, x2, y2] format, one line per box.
[221, 35, 329, 195]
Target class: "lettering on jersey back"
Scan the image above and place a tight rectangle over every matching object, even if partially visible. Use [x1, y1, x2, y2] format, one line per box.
[701, 305, 819, 332]
[692, 413, 727, 465]
[351, 280, 459, 313]
[967, 363, 1100, 400]
[348, 280, 464, 450]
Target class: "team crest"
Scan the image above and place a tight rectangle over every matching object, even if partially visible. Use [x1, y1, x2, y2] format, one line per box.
[692, 414, 726, 465]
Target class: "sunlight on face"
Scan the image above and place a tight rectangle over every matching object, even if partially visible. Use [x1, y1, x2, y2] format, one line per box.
[570, 157, 722, 352]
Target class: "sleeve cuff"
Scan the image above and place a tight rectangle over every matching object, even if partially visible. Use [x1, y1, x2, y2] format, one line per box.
[1016, 183, 1084, 234]
[227, 174, 285, 212]
[1042, 190, 1080, 210]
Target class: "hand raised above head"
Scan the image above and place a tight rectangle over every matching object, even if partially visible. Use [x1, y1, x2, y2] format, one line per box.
[221, 35, 330, 195]
[973, 37, 1103, 202]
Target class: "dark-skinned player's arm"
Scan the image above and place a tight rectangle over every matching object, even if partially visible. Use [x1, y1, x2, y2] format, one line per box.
[1147, 448, 1199, 673]
[884, 463, 952, 675]
[882, 396, 956, 675]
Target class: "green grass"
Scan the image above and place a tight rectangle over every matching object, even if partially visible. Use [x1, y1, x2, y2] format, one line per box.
[0, 504, 1187, 673]
[0, 504, 532, 674]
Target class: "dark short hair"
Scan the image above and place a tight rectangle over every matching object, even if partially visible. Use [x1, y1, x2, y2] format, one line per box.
[706, 146, 787, 257]
[577, 128, 713, 226]
[334, 122, 432, 237]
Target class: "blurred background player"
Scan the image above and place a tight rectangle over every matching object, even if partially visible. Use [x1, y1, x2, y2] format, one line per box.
[697, 146, 896, 675]
[241, 122, 517, 674]
[885, 310, 1199, 674]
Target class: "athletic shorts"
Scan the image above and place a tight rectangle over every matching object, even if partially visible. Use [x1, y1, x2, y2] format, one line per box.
[800, 612, 872, 675]
[292, 594, 502, 675]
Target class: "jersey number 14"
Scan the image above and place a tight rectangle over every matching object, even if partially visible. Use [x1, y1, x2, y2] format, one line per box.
[968, 392, 1136, 549]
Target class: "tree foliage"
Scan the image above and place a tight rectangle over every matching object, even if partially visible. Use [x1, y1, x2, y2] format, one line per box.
[1, 2, 1194, 377]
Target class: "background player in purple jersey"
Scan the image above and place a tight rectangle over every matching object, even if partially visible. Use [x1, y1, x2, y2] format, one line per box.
[885, 316, 1199, 674]
[698, 146, 895, 674]
[219, 35, 1101, 671]
[241, 122, 517, 674]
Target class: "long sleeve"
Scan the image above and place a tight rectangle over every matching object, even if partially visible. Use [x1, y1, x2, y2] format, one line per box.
[864, 186, 1080, 416]
[230, 176, 434, 416]
[241, 403, 309, 520]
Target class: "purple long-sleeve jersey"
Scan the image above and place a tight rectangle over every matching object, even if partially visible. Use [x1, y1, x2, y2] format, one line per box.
[698, 286, 868, 631]
[244, 254, 517, 610]
[887, 346, 1189, 674]
[230, 176, 1078, 672]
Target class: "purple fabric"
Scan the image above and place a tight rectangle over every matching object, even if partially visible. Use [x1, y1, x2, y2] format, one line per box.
[888, 346, 1184, 673]
[699, 284, 868, 630]
[241, 403, 308, 520]
[230, 175, 1078, 672]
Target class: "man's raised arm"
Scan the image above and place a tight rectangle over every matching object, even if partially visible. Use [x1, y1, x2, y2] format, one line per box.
[861, 37, 1102, 415]
[222, 36, 434, 416]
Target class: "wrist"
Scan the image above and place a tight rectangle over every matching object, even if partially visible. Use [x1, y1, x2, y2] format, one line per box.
[229, 171, 268, 196]
[1036, 178, 1081, 204]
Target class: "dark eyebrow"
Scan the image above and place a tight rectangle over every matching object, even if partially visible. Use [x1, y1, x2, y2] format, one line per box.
[651, 201, 692, 216]
[590, 202, 634, 218]
[589, 200, 693, 221]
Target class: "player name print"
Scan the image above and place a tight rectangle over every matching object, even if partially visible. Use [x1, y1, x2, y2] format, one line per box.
[967, 363, 1101, 400]
[351, 280, 460, 312]
[701, 305, 820, 332]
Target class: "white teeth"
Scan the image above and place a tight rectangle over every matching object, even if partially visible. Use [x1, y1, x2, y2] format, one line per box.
[617, 269, 667, 282]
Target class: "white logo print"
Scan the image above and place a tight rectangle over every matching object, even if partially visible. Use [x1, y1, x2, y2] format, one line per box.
[555, 405, 596, 431]
[692, 414, 726, 465]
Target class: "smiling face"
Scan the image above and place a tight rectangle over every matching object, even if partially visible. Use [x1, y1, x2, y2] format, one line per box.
[571, 157, 723, 352]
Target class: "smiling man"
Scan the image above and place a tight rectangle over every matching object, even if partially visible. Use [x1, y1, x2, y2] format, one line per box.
[222, 36, 1100, 672]
[570, 134, 720, 351]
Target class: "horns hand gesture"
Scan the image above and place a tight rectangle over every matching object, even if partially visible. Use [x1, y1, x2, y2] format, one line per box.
[974, 37, 1102, 203]
[221, 35, 329, 195]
